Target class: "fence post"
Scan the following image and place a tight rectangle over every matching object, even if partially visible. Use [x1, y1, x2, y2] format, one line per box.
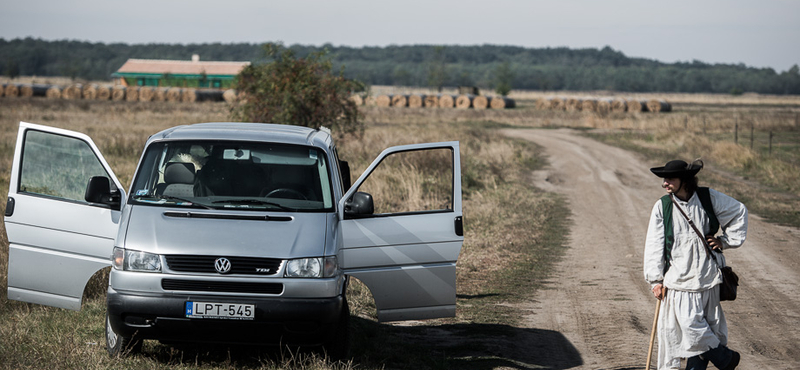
[769, 131, 774, 155]
[735, 119, 739, 145]
[750, 123, 754, 149]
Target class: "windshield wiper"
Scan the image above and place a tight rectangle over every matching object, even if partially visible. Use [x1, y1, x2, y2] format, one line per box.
[211, 198, 297, 211]
[133, 194, 213, 210]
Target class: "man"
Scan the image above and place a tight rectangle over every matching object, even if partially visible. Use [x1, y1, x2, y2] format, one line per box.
[644, 159, 747, 370]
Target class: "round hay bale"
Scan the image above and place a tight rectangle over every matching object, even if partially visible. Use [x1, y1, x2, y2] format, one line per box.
[46, 85, 62, 99]
[473, 95, 489, 109]
[535, 98, 551, 110]
[222, 89, 238, 103]
[455, 94, 474, 109]
[181, 88, 197, 103]
[597, 99, 613, 114]
[126, 86, 140, 102]
[423, 94, 439, 108]
[364, 95, 377, 106]
[611, 99, 628, 113]
[376, 94, 392, 107]
[565, 97, 583, 111]
[490, 96, 516, 109]
[0, 83, 5, 97]
[137, 86, 154, 102]
[551, 97, 566, 111]
[19, 84, 33, 97]
[348, 94, 364, 106]
[153, 87, 168, 102]
[111, 86, 126, 101]
[96, 85, 111, 100]
[82, 84, 98, 100]
[438, 95, 456, 108]
[628, 100, 646, 112]
[647, 99, 672, 113]
[166, 88, 182, 102]
[408, 94, 424, 108]
[391, 95, 408, 107]
[4, 83, 20, 97]
[63, 84, 83, 100]
[581, 99, 598, 112]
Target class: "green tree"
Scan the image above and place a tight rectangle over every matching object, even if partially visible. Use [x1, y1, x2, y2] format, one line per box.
[494, 61, 514, 96]
[4, 58, 20, 79]
[232, 43, 363, 137]
[427, 46, 447, 92]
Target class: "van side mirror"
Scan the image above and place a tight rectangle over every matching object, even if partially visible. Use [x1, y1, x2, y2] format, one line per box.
[344, 191, 374, 218]
[85, 176, 121, 210]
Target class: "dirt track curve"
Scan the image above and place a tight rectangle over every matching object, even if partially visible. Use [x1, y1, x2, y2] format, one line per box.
[504, 128, 800, 370]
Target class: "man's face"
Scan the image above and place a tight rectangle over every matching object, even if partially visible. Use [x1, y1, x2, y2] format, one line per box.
[662, 177, 681, 194]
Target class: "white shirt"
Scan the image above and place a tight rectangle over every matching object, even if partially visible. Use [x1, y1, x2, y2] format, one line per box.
[644, 188, 748, 292]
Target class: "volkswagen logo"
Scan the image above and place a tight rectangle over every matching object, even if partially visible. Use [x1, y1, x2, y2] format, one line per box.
[214, 258, 232, 274]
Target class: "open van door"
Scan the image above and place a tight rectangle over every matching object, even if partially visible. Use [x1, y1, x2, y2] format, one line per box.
[338, 142, 463, 322]
[4, 122, 125, 310]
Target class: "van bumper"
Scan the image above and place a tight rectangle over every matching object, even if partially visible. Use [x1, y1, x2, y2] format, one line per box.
[106, 289, 344, 346]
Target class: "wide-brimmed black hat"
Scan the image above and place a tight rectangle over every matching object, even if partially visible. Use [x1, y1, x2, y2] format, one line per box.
[650, 159, 703, 178]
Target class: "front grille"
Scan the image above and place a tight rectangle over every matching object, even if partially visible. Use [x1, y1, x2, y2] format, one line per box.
[161, 279, 283, 294]
[164, 255, 282, 275]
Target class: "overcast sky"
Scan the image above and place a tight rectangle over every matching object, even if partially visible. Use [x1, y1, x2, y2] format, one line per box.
[2, 0, 798, 72]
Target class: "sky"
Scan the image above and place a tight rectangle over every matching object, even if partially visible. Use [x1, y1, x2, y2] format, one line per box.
[1, 0, 799, 72]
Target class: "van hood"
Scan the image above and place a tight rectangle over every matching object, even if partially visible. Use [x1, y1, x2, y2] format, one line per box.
[122, 206, 328, 258]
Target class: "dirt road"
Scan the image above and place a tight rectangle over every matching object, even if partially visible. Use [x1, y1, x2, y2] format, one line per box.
[504, 128, 800, 370]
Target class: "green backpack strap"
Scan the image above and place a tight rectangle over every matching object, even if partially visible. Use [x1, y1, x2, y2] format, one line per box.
[660, 195, 674, 274]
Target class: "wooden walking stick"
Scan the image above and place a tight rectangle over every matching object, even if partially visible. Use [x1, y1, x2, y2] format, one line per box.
[646, 287, 665, 370]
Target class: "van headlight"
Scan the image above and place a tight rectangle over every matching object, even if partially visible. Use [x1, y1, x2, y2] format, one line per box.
[112, 247, 162, 272]
[285, 257, 337, 278]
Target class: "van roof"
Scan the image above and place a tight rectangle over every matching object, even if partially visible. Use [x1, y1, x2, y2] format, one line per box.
[148, 122, 333, 148]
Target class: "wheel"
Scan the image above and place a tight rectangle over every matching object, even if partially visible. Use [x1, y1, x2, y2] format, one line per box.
[322, 298, 350, 360]
[105, 312, 142, 356]
[265, 188, 307, 200]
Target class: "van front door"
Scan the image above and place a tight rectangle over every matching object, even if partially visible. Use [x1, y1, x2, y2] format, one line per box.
[339, 142, 463, 322]
[4, 122, 125, 310]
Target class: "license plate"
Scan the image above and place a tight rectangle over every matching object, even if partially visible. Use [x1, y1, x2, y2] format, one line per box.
[186, 301, 255, 320]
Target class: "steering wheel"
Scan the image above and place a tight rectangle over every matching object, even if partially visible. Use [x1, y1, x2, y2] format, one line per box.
[265, 188, 307, 200]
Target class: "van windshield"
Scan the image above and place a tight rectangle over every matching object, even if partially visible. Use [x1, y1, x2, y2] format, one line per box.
[129, 140, 334, 212]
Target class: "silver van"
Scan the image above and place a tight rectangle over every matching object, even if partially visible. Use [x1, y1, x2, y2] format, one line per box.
[4, 122, 463, 357]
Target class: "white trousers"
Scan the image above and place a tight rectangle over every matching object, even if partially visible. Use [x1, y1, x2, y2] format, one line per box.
[658, 286, 728, 370]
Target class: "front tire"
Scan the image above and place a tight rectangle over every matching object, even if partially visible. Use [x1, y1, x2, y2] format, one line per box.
[105, 312, 142, 356]
[322, 298, 350, 360]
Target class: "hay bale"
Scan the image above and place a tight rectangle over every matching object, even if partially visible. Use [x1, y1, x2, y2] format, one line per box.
[126, 86, 140, 102]
[4, 83, 20, 97]
[0, 83, 5, 97]
[364, 95, 377, 106]
[551, 97, 567, 111]
[627, 100, 646, 112]
[423, 94, 439, 108]
[46, 85, 62, 99]
[391, 95, 408, 107]
[62, 84, 83, 99]
[455, 94, 474, 109]
[376, 94, 393, 107]
[166, 87, 182, 102]
[348, 94, 364, 106]
[611, 99, 628, 113]
[490, 96, 516, 109]
[222, 89, 238, 103]
[535, 98, 551, 110]
[647, 99, 672, 113]
[82, 84, 98, 100]
[408, 94, 424, 108]
[565, 97, 583, 111]
[597, 99, 612, 114]
[181, 88, 197, 103]
[153, 87, 168, 102]
[473, 95, 489, 109]
[581, 99, 598, 112]
[111, 86, 126, 101]
[96, 85, 111, 100]
[438, 95, 456, 108]
[136, 86, 153, 102]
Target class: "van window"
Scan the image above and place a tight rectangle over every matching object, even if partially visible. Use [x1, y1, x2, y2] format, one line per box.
[130, 141, 333, 212]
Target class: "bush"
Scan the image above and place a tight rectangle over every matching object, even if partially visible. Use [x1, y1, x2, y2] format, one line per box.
[231, 43, 363, 137]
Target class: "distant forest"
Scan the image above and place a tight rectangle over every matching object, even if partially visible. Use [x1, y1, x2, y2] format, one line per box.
[2, 37, 799, 95]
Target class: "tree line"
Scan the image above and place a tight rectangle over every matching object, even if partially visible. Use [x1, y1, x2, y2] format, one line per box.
[2, 37, 799, 95]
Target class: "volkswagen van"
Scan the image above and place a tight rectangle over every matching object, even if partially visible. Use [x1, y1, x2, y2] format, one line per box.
[4, 121, 463, 357]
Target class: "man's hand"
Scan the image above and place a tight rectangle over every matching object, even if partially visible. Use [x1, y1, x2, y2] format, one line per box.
[652, 284, 666, 300]
[706, 235, 723, 252]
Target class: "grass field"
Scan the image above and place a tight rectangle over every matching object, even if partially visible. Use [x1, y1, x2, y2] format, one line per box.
[1, 89, 799, 369]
